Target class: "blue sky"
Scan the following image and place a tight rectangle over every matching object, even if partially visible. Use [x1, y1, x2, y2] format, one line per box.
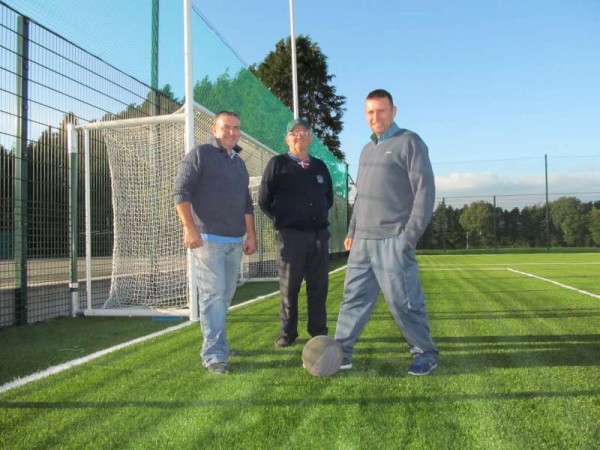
[7, 0, 600, 206]
[194, 0, 600, 205]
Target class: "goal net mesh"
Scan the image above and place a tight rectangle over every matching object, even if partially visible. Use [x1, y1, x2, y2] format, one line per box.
[95, 109, 280, 310]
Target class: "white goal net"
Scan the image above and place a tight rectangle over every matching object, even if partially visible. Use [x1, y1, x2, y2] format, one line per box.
[72, 105, 280, 317]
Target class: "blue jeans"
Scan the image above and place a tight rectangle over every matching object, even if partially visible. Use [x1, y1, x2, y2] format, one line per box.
[335, 233, 438, 365]
[193, 241, 242, 367]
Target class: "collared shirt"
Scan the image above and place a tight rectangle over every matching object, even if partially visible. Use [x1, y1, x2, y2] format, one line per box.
[370, 122, 401, 144]
[223, 149, 238, 160]
[287, 151, 311, 168]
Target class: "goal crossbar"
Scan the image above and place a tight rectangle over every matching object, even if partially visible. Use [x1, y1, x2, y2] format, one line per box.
[68, 103, 281, 319]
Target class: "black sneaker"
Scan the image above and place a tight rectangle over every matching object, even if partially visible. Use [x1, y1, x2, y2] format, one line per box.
[275, 336, 295, 347]
[206, 362, 229, 374]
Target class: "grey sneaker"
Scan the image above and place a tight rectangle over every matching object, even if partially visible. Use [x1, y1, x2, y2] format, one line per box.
[407, 359, 437, 376]
[206, 362, 229, 374]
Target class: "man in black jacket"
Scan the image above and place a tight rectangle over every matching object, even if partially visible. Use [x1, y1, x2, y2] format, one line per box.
[259, 119, 333, 347]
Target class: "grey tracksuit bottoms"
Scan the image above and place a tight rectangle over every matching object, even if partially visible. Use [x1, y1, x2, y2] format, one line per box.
[335, 232, 438, 365]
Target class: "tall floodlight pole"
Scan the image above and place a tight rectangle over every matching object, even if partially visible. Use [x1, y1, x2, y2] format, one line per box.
[151, 0, 160, 117]
[545, 154, 550, 252]
[151, 0, 159, 91]
[183, 0, 199, 320]
[289, 0, 300, 119]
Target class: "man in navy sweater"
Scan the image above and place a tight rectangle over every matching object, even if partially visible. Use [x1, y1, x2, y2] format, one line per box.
[173, 110, 256, 375]
[259, 119, 333, 347]
[335, 89, 439, 376]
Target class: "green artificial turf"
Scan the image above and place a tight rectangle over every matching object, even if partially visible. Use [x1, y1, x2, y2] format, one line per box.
[1, 253, 598, 449]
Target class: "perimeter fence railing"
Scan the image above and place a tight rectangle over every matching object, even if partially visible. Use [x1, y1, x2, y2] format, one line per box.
[420, 192, 599, 252]
[0, 2, 348, 327]
[1, 1, 598, 327]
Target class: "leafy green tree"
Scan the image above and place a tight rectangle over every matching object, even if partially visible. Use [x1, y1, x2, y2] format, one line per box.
[521, 205, 548, 247]
[459, 201, 494, 248]
[497, 207, 522, 247]
[425, 202, 464, 249]
[549, 197, 588, 246]
[446, 205, 465, 248]
[250, 35, 346, 160]
[159, 84, 179, 103]
[588, 206, 600, 245]
[422, 202, 444, 249]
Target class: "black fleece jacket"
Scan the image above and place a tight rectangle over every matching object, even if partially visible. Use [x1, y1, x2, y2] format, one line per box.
[258, 153, 333, 231]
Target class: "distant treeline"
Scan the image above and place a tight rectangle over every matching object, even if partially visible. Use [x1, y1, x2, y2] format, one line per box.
[419, 198, 600, 249]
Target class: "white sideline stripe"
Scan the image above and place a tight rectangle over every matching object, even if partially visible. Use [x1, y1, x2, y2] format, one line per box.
[507, 268, 600, 299]
[0, 321, 193, 394]
[0, 265, 348, 395]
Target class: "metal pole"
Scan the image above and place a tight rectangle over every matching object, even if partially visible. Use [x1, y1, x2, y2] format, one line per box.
[183, 0, 198, 321]
[493, 195, 497, 252]
[151, 0, 160, 116]
[67, 125, 79, 316]
[151, 0, 159, 91]
[183, 0, 194, 154]
[289, 0, 300, 119]
[84, 129, 92, 312]
[545, 154, 550, 252]
[442, 197, 447, 254]
[14, 15, 30, 325]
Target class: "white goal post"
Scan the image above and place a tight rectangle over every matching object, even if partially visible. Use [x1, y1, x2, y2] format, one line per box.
[63, 0, 284, 320]
[67, 103, 280, 319]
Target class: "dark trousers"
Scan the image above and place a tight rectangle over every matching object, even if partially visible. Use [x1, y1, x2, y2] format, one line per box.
[276, 228, 329, 340]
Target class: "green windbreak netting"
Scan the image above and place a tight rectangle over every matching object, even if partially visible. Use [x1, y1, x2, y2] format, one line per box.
[194, 68, 348, 198]
[5, 0, 347, 197]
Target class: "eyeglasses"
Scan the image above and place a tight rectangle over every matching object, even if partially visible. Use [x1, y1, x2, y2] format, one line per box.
[288, 131, 311, 137]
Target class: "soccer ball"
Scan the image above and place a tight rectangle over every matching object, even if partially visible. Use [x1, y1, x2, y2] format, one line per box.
[302, 336, 343, 377]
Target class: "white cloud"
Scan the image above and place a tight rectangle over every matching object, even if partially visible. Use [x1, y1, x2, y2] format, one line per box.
[435, 171, 599, 208]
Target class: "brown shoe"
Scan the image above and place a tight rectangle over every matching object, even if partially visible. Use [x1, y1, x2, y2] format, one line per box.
[275, 336, 295, 348]
[206, 362, 229, 374]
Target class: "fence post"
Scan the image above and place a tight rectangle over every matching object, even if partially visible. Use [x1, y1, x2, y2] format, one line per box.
[442, 197, 447, 254]
[67, 124, 79, 316]
[14, 15, 30, 325]
[493, 195, 497, 252]
[545, 154, 550, 252]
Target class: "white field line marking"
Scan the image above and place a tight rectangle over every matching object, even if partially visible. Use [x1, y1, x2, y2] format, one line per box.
[420, 267, 510, 271]
[0, 320, 193, 394]
[0, 265, 348, 395]
[420, 262, 600, 267]
[507, 268, 600, 299]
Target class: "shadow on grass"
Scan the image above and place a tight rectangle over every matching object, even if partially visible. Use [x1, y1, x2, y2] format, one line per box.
[428, 308, 600, 320]
[345, 309, 600, 323]
[2, 388, 599, 410]
[351, 333, 600, 371]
